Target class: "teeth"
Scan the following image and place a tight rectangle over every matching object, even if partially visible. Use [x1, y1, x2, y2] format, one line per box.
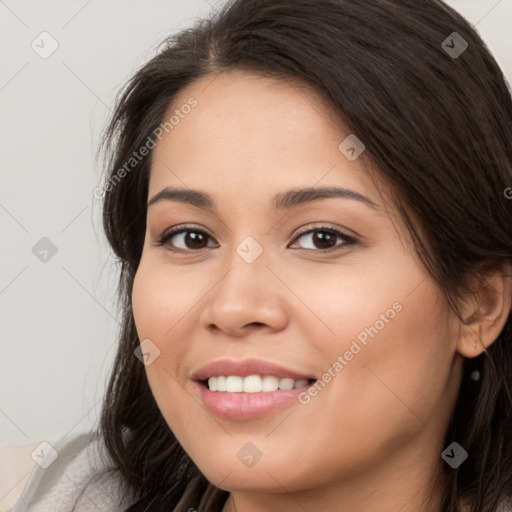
[217, 376, 226, 392]
[206, 375, 311, 393]
[245, 375, 266, 392]
[226, 376, 243, 392]
[262, 376, 279, 392]
[278, 377, 295, 390]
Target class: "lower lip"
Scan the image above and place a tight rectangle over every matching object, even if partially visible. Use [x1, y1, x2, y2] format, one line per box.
[195, 381, 314, 420]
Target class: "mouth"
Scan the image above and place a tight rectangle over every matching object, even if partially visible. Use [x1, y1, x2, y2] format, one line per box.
[199, 375, 317, 393]
[195, 375, 318, 420]
[192, 358, 318, 419]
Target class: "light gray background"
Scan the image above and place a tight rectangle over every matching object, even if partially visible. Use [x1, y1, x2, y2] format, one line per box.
[1, 0, 511, 447]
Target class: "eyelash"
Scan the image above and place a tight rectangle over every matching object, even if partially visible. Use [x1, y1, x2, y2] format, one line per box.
[154, 224, 358, 254]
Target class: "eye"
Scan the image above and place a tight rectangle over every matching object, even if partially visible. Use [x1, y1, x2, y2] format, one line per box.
[153, 224, 358, 254]
[154, 225, 218, 252]
[288, 225, 357, 252]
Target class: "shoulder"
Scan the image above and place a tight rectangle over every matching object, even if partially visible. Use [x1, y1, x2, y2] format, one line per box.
[10, 431, 135, 512]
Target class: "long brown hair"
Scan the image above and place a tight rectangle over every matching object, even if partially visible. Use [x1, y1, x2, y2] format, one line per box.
[92, 1, 512, 510]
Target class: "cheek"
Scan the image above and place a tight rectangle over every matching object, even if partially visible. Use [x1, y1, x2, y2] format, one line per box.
[131, 263, 187, 388]
[319, 280, 454, 436]
[131, 258, 203, 368]
[278, 282, 456, 484]
[132, 261, 195, 338]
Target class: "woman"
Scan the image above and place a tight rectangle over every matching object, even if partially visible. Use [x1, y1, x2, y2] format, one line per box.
[11, 0, 512, 511]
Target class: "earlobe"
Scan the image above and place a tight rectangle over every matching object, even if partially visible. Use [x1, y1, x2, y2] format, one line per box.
[456, 261, 512, 359]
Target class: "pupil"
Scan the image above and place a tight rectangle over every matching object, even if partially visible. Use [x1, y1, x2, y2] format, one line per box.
[314, 231, 334, 249]
[186, 232, 206, 249]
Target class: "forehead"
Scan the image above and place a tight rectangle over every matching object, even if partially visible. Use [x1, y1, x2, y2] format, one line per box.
[148, 70, 385, 211]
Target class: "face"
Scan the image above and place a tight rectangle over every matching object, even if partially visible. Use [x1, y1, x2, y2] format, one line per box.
[131, 70, 464, 498]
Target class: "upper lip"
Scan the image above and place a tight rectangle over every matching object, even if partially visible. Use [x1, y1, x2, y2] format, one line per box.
[192, 358, 316, 381]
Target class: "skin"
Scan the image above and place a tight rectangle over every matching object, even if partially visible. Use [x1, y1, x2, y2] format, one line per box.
[131, 70, 511, 512]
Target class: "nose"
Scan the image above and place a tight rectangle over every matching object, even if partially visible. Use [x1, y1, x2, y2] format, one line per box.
[199, 248, 289, 338]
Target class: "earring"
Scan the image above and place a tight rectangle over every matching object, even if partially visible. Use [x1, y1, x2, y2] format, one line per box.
[470, 370, 481, 382]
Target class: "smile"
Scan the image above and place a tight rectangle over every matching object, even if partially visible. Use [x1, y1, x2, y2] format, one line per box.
[205, 375, 314, 393]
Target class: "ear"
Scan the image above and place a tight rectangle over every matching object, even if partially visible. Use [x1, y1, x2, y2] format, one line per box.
[456, 261, 512, 358]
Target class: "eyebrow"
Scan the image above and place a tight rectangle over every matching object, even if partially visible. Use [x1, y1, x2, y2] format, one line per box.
[147, 186, 379, 212]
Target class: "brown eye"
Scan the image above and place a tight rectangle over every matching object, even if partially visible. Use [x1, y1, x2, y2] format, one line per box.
[156, 227, 217, 252]
[289, 226, 357, 252]
[154, 224, 357, 254]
